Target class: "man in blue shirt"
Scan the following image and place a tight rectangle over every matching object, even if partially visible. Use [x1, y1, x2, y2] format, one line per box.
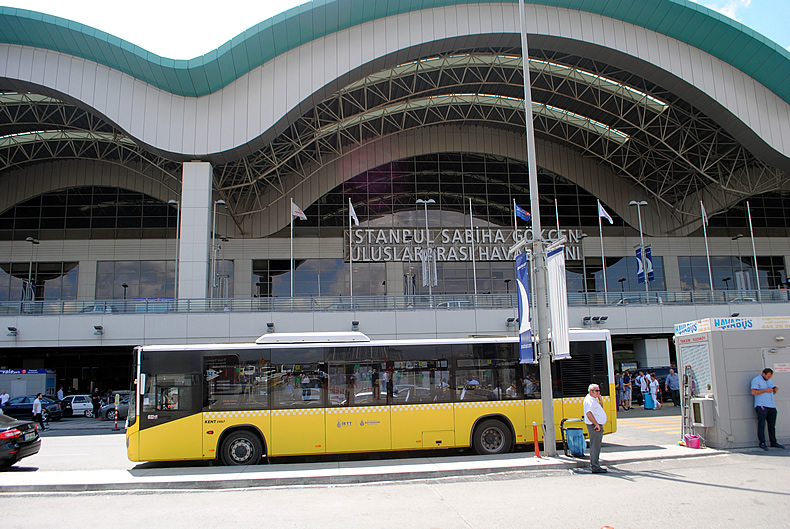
[665, 369, 680, 406]
[750, 368, 784, 450]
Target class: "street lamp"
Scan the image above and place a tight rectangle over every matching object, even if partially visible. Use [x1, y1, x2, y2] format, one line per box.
[25, 237, 39, 303]
[168, 199, 181, 299]
[210, 199, 226, 299]
[722, 277, 731, 290]
[628, 201, 649, 299]
[618, 277, 626, 292]
[122, 283, 129, 300]
[732, 234, 744, 291]
[504, 279, 512, 294]
[415, 199, 436, 297]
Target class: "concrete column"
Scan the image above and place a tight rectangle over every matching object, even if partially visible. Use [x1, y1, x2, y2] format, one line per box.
[178, 162, 213, 299]
[634, 338, 671, 368]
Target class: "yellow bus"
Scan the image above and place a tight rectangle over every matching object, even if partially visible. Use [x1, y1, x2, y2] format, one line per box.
[126, 329, 615, 465]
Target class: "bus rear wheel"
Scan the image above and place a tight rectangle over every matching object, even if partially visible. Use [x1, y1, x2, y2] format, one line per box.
[472, 419, 512, 455]
[220, 431, 263, 466]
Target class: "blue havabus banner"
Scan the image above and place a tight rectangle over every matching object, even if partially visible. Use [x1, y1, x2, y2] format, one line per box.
[516, 251, 534, 363]
[636, 247, 655, 283]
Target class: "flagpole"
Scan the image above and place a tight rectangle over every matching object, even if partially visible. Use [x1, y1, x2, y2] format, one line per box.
[290, 198, 295, 298]
[598, 201, 608, 295]
[701, 201, 713, 292]
[349, 198, 354, 299]
[519, 0, 556, 456]
[469, 198, 478, 297]
[513, 198, 518, 237]
[747, 201, 760, 293]
[554, 198, 560, 233]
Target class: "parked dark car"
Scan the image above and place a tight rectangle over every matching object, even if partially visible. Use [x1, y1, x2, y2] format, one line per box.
[1, 395, 63, 422]
[0, 413, 41, 468]
[98, 398, 129, 421]
[641, 366, 675, 403]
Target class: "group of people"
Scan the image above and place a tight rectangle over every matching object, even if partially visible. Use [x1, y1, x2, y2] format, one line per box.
[615, 369, 680, 411]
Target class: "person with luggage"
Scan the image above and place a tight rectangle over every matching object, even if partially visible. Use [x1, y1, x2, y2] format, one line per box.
[633, 371, 644, 407]
[649, 371, 661, 409]
[583, 384, 608, 474]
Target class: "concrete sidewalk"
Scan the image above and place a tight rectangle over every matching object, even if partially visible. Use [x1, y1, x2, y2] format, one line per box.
[1, 432, 719, 493]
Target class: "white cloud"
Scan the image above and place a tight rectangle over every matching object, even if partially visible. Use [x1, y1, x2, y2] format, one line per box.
[692, 0, 752, 21]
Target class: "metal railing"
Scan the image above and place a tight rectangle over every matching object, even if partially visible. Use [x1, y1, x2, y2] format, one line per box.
[1, 289, 786, 316]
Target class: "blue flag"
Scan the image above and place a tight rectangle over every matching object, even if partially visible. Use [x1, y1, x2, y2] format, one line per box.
[516, 252, 534, 363]
[515, 203, 531, 223]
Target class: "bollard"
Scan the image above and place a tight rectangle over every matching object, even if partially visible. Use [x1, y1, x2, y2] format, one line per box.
[532, 421, 540, 458]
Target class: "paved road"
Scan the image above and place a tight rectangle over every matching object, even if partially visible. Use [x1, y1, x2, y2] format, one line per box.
[4, 451, 788, 529]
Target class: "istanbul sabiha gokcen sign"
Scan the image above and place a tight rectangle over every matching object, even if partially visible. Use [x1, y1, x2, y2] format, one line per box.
[346, 228, 585, 262]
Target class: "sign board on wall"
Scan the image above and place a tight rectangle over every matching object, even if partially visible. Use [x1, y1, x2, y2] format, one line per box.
[346, 227, 585, 262]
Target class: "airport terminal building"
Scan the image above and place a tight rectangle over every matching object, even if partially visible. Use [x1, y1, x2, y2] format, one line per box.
[0, 0, 788, 393]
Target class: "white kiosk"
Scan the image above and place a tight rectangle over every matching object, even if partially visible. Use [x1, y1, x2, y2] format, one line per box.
[674, 316, 790, 449]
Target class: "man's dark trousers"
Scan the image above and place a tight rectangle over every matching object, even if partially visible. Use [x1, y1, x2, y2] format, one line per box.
[756, 405, 778, 445]
[586, 423, 603, 471]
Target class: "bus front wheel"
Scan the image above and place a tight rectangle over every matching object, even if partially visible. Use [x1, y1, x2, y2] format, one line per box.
[220, 431, 263, 466]
[472, 419, 512, 455]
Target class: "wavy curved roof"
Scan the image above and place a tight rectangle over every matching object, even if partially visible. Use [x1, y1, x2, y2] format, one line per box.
[1, 0, 788, 102]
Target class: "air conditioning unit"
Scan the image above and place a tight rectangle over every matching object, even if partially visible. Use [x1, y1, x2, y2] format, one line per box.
[691, 397, 715, 427]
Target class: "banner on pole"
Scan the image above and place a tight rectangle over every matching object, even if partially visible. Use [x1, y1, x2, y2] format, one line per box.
[546, 246, 570, 360]
[636, 247, 655, 283]
[516, 251, 534, 363]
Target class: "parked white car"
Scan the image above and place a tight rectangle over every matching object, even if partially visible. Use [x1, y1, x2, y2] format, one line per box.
[61, 394, 94, 417]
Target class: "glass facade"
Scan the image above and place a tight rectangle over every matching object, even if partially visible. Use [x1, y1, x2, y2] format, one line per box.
[252, 259, 385, 297]
[96, 260, 176, 299]
[0, 262, 78, 301]
[679, 255, 787, 291]
[0, 186, 178, 241]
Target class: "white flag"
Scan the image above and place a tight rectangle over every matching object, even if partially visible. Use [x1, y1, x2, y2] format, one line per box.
[349, 199, 360, 226]
[291, 200, 307, 221]
[597, 200, 614, 224]
[700, 201, 708, 226]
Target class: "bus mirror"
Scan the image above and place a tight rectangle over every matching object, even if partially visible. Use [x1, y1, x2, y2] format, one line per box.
[139, 373, 147, 395]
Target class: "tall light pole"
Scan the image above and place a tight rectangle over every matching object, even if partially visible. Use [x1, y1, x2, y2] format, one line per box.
[210, 199, 225, 299]
[25, 236, 39, 303]
[518, 0, 556, 455]
[416, 198, 435, 297]
[168, 199, 181, 299]
[732, 234, 744, 290]
[629, 201, 649, 299]
[122, 282, 129, 300]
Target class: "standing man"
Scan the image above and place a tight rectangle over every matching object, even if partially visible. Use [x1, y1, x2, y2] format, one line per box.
[32, 393, 46, 430]
[91, 387, 101, 419]
[57, 386, 64, 401]
[583, 384, 608, 474]
[633, 371, 644, 407]
[0, 390, 9, 406]
[622, 371, 632, 411]
[665, 369, 680, 406]
[751, 368, 784, 450]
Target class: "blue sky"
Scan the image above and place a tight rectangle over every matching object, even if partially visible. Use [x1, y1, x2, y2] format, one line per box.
[2, 0, 788, 59]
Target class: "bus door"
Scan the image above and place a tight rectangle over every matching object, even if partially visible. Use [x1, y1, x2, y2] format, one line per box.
[325, 361, 391, 453]
[269, 349, 326, 456]
[138, 350, 203, 461]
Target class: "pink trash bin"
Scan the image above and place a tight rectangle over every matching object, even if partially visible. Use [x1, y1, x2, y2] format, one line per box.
[685, 434, 701, 449]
